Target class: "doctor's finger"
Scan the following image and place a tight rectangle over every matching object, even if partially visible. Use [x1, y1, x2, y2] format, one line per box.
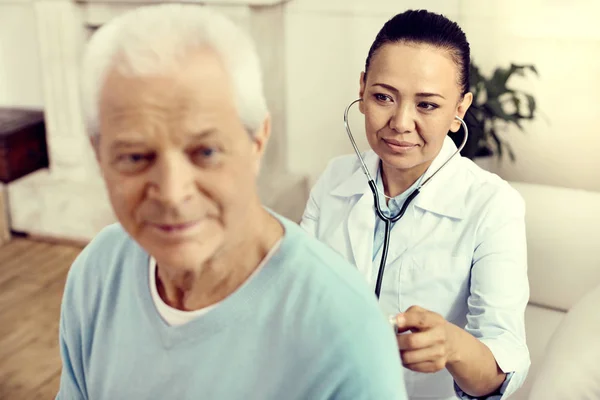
[402, 359, 446, 374]
[400, 344, 447, 366]
[396, 329, 444, 351]
[396, 307, 442, 331]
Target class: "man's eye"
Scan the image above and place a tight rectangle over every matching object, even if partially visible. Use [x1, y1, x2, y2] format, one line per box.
[114, 153, 153, 173]
[199, 148, 215, 157]
[118, 153, 152, 164]
[192, 147, 221, 164]
[126, 154, 148, 162]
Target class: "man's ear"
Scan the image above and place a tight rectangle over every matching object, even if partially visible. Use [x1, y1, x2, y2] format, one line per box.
[450, 92, 473, 133]
[358, 72, 366, 114]
[251, 114, 271, 174]
[90, 135, 101, 163]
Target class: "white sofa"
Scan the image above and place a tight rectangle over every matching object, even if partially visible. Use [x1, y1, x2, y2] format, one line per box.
[527, 283, 600, 399]
[508, 182, 600, 399]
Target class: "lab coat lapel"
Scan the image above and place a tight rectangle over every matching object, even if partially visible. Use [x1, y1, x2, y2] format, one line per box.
[413, 136, 466, 219]
[341, 151, 379, 284]
[347, 189, 376, 284]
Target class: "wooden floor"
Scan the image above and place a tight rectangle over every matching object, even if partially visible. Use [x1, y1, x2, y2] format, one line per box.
[0, 238, 82, 399]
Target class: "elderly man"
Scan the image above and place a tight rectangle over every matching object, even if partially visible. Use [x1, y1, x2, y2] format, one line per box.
[56, 4, 407, 400]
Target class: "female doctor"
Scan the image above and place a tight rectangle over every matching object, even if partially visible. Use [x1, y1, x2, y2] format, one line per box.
[301, 10, 530, 400]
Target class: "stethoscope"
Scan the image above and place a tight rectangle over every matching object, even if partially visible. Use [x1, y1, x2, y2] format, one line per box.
[343, 98, 469, 299]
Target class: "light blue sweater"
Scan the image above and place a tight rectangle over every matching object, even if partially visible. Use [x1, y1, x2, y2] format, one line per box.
[57, 215, 407, 399]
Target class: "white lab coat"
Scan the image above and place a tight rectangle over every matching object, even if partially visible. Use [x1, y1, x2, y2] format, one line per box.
[301, 137, 530, 399]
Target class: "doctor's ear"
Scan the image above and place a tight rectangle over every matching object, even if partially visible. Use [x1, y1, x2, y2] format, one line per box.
[358, 72, 366, 114]
[450, 92, 473, 132]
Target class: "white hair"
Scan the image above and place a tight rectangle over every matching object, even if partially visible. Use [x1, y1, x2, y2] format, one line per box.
[80, 4, 268, 137]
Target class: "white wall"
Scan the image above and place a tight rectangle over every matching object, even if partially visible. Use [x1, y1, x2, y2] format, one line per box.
[0, 1, 44, 108]
[285, 0, 600, 192]
[462, 0, 600, 192]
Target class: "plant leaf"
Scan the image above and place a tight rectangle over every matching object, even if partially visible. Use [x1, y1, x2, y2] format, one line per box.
[506, 143, 516, 162]
[512, 63, 539, 76]
[513, 118, 525, 131]
[490, 128, 503, 159]
[466, 61, 540, 162]
[487, 64, 538, 98]
[485, 99, 518, 122]
[525, 94, 536, 118]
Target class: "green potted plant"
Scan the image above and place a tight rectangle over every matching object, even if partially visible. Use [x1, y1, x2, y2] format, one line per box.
[449, 62, 539, 161]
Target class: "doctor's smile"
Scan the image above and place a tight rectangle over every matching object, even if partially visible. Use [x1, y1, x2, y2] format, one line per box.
[381, 138, 419, 154]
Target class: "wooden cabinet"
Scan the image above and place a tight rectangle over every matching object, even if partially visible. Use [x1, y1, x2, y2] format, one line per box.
[0, 108, 49, 184]
[0, 108, 49, 245]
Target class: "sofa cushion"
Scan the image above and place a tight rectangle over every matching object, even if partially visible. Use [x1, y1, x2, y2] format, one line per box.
[511, 304, 565, 400]
[527, 284, 600, 399]
[509, 182, 600, 311]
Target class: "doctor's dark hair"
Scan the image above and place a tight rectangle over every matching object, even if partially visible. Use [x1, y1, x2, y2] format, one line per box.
[364, 9, 471, 96]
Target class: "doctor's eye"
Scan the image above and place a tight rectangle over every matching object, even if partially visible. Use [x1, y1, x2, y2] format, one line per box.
[418, 102, 439, 111]
[374, 93, 393, 103]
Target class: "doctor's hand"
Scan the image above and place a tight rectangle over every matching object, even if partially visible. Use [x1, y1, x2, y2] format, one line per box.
[393, 305, 461, 373]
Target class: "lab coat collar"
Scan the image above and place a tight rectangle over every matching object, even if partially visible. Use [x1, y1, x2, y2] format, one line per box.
[330, 136, 467, 220]
[330, 150, 378, 198]
[416, 136, 466, 220]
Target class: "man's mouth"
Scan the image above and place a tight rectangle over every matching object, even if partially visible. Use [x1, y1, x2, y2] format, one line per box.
[154, 222, 197, 231]
[148, 221, 200, 235]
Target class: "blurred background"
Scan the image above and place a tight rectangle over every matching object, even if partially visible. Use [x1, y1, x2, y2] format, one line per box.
[1, 0, 599, 238]
[1, 0, 599, 398]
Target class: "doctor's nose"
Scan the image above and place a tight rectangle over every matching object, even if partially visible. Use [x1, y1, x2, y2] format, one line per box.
[389, 106, 416, 133]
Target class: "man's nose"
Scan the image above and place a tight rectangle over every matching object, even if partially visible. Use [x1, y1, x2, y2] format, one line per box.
[147, 153, 194, 207]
